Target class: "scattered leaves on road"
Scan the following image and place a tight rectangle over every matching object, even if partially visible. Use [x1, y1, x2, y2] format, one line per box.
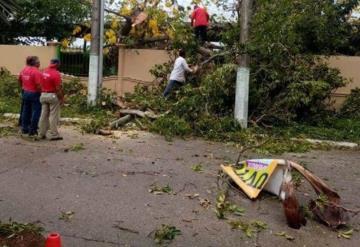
[275, 231, 295, 241]
[215, 192, 245, 219]
[338, 228, 353, 239]
[59, 211, 75, 222]
[65, 143, 85, 152]
[199, 198, 211, 209]
[0, 220, 44, 238]
[184, 193, 200, 199]
[229, 220, 268, 238]
[149, 184, 172, 195]
[153, 224, 181, 245]
[191, 164, 204, 173]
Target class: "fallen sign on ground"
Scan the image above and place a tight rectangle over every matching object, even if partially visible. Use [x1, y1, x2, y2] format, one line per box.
[221, 159, 360, 229]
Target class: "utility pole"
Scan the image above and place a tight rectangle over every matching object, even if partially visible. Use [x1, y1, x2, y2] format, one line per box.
[88, 0, 104, 105]
[234, 0, 253, 128]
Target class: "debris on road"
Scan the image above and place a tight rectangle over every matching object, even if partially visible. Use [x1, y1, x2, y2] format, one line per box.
[337, 228, 354, 239]
[0, 220, 45, 247]
[59, 211, 75, 222]
[148, 184, 173, 195]
[152, 224, 181, 245]
[65, 143, 85, 152]
[221, 159, 359, 229]
[229, 220, 267, 238]
[191, 164, 204, 173]
[275, 231, 295, 241]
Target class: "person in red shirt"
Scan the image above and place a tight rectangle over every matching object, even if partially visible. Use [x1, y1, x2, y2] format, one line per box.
[190, 5, 210, 44]
[38, 59, 64, 141]
[18, 56, 42, 136]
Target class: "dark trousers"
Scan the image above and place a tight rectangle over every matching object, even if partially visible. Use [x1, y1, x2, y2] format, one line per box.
[195, 26, 207, 44]
[18, 90, 24, 126]
[163, 80, 182, 97]
[21, 91, 41, 135]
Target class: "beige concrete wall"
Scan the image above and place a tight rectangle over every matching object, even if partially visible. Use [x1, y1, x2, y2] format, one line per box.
[327, 56, 360, 109]
[0, 45, 57, 74]
[117, 48, 171, 95]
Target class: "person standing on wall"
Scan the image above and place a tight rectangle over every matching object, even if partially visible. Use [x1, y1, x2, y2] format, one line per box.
[19, 56, 42, 137]
[38, 59, 64, 141]
[163, 49, 197, 97]
[190, 5, 210, 44]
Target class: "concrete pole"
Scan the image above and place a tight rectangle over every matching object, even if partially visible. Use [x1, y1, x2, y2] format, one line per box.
[234, 0, 253, 128]
[88, 0, 100, 105]
[98, 0, 105, 90]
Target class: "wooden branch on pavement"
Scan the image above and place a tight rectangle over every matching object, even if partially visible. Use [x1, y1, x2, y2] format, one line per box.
[119, 109, 160, 119]
[110, 115, 133, 129]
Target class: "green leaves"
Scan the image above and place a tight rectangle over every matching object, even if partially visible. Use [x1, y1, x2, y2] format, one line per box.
[59, 211, 75, 222]
[191, 164, 204, 172]
[149, 184, 173, 195]
[153, 224, 181, 244]
[215, 192, 246, 219]
[275, 231, 295, 241]
[340, 88, 360, 119]
[0, 220, 44, 239]
[67, 143, 85, 152]
[338, 228, 354, 239]
[229, 220, 268, 238]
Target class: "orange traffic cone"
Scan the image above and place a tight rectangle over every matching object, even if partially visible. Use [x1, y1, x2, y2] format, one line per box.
[45, 232, 62, 247]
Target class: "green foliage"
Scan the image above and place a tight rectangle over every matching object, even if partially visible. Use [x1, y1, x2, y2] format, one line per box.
[150, 115, 192, 141]
[276, 118, 360, 143]
[340, 88, 360, 119]
[80, 117, 109, 134]
[63, 78, 118, 115]
[0, 68, 21, 114]
[0, 220, 44, 239]
[215, 192, 246, 219]
[153, 224, 181, 245]
[124, 85, 169, 112]
[149, 184, 173, 195]
[0, 125, 17, 137]
[0, 0, 91, 44]
[251, 0, 358, 54]
[191, 164, 204, 173]
[0, 68, 20, 98]
[229, 220, 268, 238]
[68, 143, 85, 152]
[0, 0, 18, 23]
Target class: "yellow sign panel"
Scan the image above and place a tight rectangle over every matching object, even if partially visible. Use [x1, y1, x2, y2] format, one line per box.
[221, 159, 279, 199]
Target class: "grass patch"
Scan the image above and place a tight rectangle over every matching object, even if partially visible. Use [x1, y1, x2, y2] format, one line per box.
[275, 118, 360, 143]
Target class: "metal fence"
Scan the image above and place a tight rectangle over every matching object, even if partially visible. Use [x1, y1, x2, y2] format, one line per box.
[59, 48, 118, 77]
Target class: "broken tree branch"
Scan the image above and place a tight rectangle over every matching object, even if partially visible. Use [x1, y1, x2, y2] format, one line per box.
[197, 46, 213, 57]
[110, 115, 133, 129]
[119, 109, 160, 119]
[200, 51, 230, 67]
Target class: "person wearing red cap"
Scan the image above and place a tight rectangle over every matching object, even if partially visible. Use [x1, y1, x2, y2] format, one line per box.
[18, 56, 42, 136]
[38, 59, 64, 141]
[190, 5, 210, 44]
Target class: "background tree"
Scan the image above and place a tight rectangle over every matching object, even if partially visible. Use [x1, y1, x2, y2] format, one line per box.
[0, 0, 91, 44]
[0, 0, 18, 23]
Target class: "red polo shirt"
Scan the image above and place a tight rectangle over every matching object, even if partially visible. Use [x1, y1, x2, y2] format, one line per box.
[19, 66, 42, 93]
[41, 65, 61, 93]
[191, 7, 209, 27]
